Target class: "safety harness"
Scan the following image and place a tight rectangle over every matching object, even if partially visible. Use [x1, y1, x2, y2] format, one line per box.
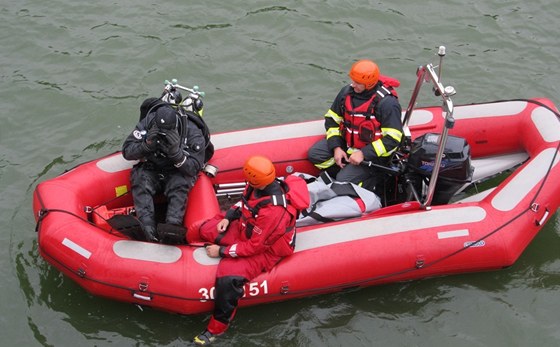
[342, 82, 398, 149]
[240, 175, 310, 243]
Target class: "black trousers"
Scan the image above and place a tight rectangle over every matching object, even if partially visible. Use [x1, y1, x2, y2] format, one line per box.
[129, 165, 195, 229]
[308, 139, 374, 184]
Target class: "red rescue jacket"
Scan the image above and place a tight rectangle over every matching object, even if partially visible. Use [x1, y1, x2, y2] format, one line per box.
[342, 75, 400, 149]
[223, 175, 310, 258]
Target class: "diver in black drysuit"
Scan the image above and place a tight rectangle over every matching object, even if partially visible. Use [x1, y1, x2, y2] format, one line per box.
[122, 104, 205, 241]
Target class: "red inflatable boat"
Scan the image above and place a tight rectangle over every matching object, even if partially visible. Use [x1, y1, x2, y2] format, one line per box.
[33, 59, 560, 315]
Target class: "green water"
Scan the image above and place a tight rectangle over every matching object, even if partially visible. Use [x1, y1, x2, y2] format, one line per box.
[2, 1, 560, 346]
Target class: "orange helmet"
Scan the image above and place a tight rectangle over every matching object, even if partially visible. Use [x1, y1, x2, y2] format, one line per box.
[348, 60, 380, 90]
[243, 155, 276, 188]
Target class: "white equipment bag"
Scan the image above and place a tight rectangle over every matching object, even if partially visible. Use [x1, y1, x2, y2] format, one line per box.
[296, 172, 382, 227]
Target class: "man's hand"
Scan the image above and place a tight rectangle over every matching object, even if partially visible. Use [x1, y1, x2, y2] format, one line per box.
[141, 126, 160, 153]
[205, 244, 221, 258]
[161, 128, 186, 165]
[217, 218, 229, 232]
[334, 147, 349, 168]
[162, 128, 181, 156]
[348, 149, 364, 165]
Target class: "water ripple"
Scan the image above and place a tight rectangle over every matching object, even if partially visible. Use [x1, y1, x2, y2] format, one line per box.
[246, 6, 297, 16]
[171, 23, 232, 31]
[3, 0, 560, 346]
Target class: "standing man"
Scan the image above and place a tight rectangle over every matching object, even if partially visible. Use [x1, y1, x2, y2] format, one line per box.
[122, 104, 205, 242]
[193, 155, 308, 345]
[308, 59, 403, 190]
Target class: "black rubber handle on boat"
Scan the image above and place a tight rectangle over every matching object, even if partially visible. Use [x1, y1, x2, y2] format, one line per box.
[341, 158, 400, 176]
[360, 160, 401, 176]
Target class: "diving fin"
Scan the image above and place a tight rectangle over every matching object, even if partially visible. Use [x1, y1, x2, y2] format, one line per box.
[106, 214, 145, 240]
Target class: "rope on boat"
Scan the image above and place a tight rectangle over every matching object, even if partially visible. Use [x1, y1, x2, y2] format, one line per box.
[34, 182, 132, 236]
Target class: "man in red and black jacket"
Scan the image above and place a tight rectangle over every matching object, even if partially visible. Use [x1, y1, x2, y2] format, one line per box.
[308, 59, 403, 189]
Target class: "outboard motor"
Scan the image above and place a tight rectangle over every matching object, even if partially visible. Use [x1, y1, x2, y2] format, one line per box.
[407, 133, 473, 205]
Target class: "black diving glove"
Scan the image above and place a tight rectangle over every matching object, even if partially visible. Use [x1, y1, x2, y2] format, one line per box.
[163, 128, 186, 165]
[141, 126, 160, 153]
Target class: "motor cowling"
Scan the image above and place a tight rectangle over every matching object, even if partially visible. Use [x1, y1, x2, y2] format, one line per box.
[407, 133, 473, 205]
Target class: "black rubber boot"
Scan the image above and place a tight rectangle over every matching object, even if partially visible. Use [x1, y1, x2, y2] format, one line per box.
[193, 330, 217, 345]
[142, 225, 159, 242]
[156, 223, 186, 244]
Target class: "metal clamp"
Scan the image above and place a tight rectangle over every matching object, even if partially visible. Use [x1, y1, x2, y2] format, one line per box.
[138, 282, 148, 292]
[203, 164, 218, 178]
[415, 256, 425, 269]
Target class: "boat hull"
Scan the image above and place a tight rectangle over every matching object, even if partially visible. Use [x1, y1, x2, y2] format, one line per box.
[33, 98, 560, 314]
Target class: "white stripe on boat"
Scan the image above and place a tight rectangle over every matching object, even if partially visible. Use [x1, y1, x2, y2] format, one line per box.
[406, 110, 434, 126]
[97, 154, 136, 173]
[532, 106, 560, 142]
[113, 240, 182, 263]
[295, 206, 487, 252]
[211, 121, 324, 149]
[438, 229, 470, 239]
[193, 248, 221, 266]
[453, 101, 527, 119]
[62, 238, 92, 259]
[491, 147, 560, 211]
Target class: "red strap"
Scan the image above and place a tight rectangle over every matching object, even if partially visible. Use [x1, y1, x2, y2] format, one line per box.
[353, 197, 366, 213]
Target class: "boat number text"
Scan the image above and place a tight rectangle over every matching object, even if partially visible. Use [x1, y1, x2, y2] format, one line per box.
[198, 280, 269, 301]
